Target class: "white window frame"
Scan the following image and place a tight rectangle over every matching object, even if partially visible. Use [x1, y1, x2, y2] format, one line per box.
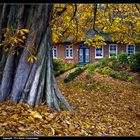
[95, 46, 104, 59]
[109, 44, 118, 58]
[52, 46, 57, 59]
[126, 44, 135, 55]
[65, 45, 73, 59]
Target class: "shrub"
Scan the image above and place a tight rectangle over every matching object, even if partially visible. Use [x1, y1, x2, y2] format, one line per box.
[130, 63, 140, 72]
[101, 66, 111, 75]
[129, 52, 140, 72]
[110, 71, 116, 78]
[97, 57, 123, 71]
[98, 58, 110, 68]
[108, 57, 120, 71]
[127, 76, 135, 82]
[53, 59, 64, 73]
[53, 59, 76, 76]
[94, 62, 101, 68]
[64, 67, 86, 83]
[117, 51, 129, 68]
[116, 71, 129, 81]
[110, 71, 132, 81]
[87, 64, 96, 75]
[64, 62, 76, 72]
[109, 52, 129, 71]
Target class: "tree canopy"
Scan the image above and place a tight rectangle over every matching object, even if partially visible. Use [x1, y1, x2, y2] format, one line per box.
[52, 4, 140, 46]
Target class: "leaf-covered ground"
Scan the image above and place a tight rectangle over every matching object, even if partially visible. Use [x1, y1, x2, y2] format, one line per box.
[0, 70, 140, 136]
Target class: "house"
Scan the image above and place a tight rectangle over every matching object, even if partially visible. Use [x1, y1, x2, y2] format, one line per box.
[52, 42, 140, 64]
[52, 30, 140, 64]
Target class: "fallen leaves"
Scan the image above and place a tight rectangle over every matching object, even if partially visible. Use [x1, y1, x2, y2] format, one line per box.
[18, 127, 31, 132]
[0, 123, 8, 126]
[0, 70, 140, 136]
[28, 116, 35, 123]
[57, 70, 140, 136]
[10, 114, 19, 120]
[28, 110, 43, 120]
[48, 125, 55, 135]
[1, 111, 7, 116]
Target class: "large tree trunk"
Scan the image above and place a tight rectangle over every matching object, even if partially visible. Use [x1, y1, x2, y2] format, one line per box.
[0, 4, 73, 112]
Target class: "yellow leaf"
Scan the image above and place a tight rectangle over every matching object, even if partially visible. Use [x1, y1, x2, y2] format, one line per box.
[18, 126, 30, 131]
[32, 56, 38, 61]
[48, 113, 55, 119]
[21, 29, 30, 33]
[27, 55, 38, 64]
[0, 43, 4, 46]
[17, 38, 24, 43]
[19, 30, 25, 36]
[0, 123, 8, 126]
[11, 114, 19, 120]
[18, 121, 25, 125]
[2, 111, 7, 116]
[65, 120, 71, 125]
[13, 38, 18, 43]
[0, 132, 5, 136]
[27, 57, 34, 64]
[69, 125, 76, 131]
[17, 29, 29, 35]
[29, 110, 43, 119]
[49, 125, 55, 135]
[28, 116, 35, 123]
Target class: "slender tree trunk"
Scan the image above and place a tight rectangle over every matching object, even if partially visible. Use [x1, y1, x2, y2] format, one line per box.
[0, 5, 23, 101]
[0, 4, 13, 83]
[0, 4, 10, 60]
[0, 4, 73, 112]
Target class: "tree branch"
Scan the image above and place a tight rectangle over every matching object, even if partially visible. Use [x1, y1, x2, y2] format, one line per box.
[56, 7, 67, 16]
[92, 4, 100, 34]
[70, 4, 77, 22]
[61, 4, 77, 36]
[135, 4, 140, 13]
[52, 4, 67, 23]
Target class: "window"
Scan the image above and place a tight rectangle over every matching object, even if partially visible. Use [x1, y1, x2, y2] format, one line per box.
[126, 45, 135, 55]
[95, 46, 103, 58]
[109, 44, 117, 58]
[52, 46, 57, 58]
[66, 46, 73, 58]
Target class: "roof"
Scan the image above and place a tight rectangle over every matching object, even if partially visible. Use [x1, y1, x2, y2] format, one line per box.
[83, 29, 111, 41]
[63, 29, 111, 44]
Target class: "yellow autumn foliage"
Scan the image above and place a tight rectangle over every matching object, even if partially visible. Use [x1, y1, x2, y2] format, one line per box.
[51, 4, 140, 46]
[27, 55, 38, 64]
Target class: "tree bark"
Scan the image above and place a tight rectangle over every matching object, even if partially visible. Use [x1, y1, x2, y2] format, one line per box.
[0, 4, 10, 60]
[0, 5, 24, 102]
[0, 4, 73, 112]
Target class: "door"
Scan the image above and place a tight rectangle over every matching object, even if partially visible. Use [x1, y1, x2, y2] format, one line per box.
[79, 46, 90, 64]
